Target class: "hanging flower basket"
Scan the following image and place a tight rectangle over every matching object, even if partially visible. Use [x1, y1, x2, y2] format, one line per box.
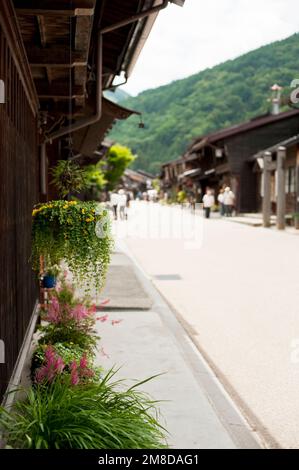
[32, 200, 113, 291]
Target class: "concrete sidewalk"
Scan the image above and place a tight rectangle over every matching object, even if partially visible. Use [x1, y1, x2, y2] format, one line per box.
[94, 246, 261, 449]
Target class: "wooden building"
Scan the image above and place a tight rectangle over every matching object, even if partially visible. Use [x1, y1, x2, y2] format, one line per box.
[121, 169, 154, 195]
[162, 109, 299, 212]
[0, 0, 177, 402]
[252, 135, 299, 215]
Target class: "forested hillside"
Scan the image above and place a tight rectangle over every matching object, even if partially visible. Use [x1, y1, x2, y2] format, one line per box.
[109, 33, 299, 174]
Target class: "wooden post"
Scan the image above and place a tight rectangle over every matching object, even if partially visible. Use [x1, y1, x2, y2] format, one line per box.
[263, 151, 272, 228]
[276, 146, 286, 230]
[40, 143, 47, 196]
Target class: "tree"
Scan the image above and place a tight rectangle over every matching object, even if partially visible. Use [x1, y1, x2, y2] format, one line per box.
[110, 33, 299, 173]
[84, 164, 107, 199]
[104, 145, 136, 191]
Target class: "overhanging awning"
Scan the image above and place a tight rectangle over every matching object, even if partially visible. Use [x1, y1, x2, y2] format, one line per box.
[76, 139, 115, 166]
[178, 168, 201, 179]
[248, 134, 299, 162]
[181, 168, 201, 178]
[192, 138, 208, 152]
[72, 97, 140, 157]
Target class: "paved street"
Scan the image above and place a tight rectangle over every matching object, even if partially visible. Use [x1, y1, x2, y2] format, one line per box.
[117, 201, 299, 448]
[97, 250, 259, 449]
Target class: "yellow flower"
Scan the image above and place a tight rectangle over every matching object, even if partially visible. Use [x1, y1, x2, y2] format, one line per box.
[86, 218, 91, 223]
[32, 207, 44, 216]
[63, 205, 68, 209]
[69, 201, 77, 205]
[81, 209, 86, 214]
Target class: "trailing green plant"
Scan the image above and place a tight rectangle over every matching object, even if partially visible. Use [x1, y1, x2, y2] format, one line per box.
[51, 160, 88, 198]
[0, 370, 167, 449]
[32, 200, 113, 291]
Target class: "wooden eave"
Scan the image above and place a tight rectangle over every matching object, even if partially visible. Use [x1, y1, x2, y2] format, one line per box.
[72, 97, 139, 157]
[13, 0, 96, 115]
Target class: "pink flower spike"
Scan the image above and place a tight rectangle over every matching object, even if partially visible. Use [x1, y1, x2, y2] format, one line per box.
[89, 304, 97, 314]
[35, 367, 47, 383]
[98, 299, 110, 309]
[55, 356, 65, 373]
[44, 345, 55, 361]
[97, 314, 109, 323]
[71, 369, 79, 386]
[111, 319, 123, 326]
[79, 354, 88, 370]
[70, 360, 78, 372]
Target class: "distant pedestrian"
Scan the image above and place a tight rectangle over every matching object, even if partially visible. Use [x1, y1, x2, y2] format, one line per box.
[118, 189, 127, 220]
[110, 190, 119, 220]
[223, 187, 235, 216]
[126, 191, 131, 209]
[203, 189, 215, 219]
[217, 189, 225, 216]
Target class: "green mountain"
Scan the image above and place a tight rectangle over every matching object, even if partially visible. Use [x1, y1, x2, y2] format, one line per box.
[104, 88, 131, 103]
[109, 33, 299, 174]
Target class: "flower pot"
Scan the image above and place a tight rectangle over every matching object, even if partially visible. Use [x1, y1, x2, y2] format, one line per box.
[42, 275, 56, 289]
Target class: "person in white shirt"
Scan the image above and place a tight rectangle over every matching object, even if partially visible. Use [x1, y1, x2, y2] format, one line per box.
[118, 189, 127, 220]
[202, 189, 215, 219]
[223, 187, 235, 217]
[110, 191, 119, 220]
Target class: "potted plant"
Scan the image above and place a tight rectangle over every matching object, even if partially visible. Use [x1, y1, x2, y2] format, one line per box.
[42, 265, 60, 289]
[32, 200, 113, 291]
[51, 160, 88, 198]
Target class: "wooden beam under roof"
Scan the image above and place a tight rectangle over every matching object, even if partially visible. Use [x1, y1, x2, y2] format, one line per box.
[28, 46, 87, 67]
[75, 16, 92, 51]
[39, 100, 85, 117]
[14, 0, 96, 16]
[35, 80, 85, 99]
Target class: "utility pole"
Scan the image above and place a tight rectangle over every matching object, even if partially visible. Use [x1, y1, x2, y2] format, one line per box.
[276, 146, 286, 230]
[263, 151, 272, 228]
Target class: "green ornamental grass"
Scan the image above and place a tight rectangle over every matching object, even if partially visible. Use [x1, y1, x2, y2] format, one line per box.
[0, 370, 168, 449]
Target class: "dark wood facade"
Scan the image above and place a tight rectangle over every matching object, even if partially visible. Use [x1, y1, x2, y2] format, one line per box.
[166, 110, 299, 212]
[0, 0, 39, 398]
[253, 135, 299, 215]
[0, 0, 169, 401]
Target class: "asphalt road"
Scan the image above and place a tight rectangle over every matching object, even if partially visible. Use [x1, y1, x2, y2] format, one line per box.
[118, 201, 299, 448]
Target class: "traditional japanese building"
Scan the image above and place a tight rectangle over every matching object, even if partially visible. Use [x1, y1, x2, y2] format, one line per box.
[0, 0, 180, 402]
[162, 109, 299, 212]
[251, 135, 299, 215]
